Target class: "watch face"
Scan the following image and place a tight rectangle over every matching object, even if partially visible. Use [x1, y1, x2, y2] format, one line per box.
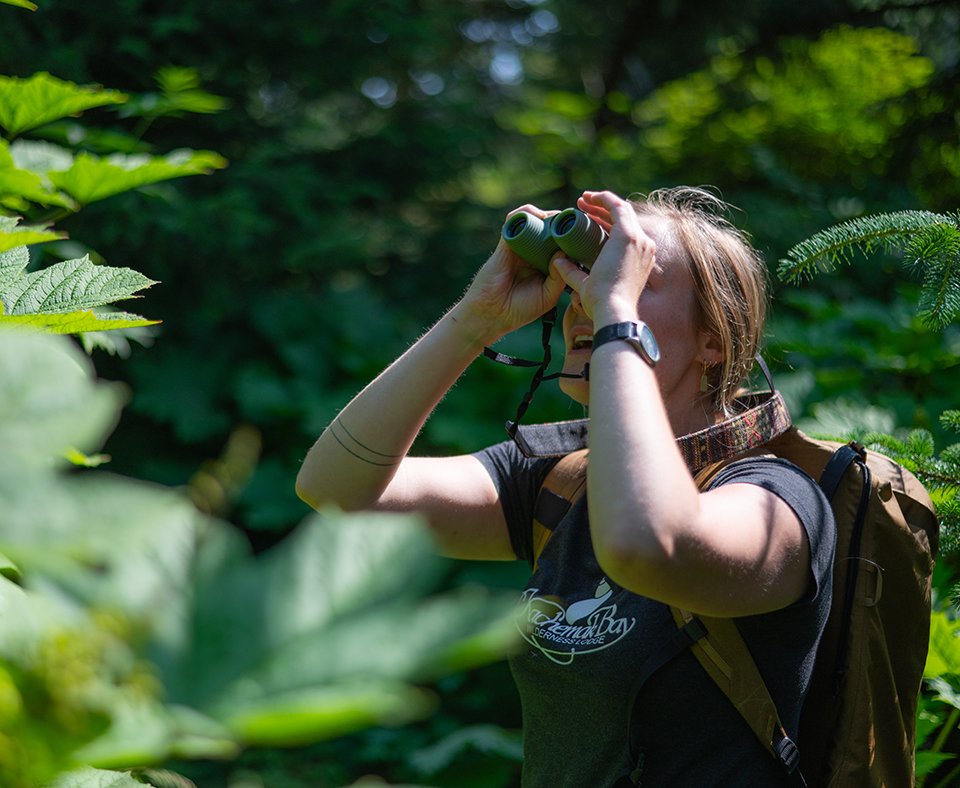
[638, 323, 660, 364]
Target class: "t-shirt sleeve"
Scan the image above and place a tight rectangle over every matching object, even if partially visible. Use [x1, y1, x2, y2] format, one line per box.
[472, 440, 559, 564]
[706, 457, 836, 606]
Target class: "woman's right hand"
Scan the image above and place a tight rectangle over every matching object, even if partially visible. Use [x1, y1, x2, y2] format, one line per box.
[451, 205, 567, 347]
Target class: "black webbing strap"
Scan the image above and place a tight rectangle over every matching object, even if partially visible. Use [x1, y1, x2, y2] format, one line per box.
[754, 353, 776, 394]
[817, 441, 872, 696]
[512, 417, 590, 457]
[534, 488, 573, 532]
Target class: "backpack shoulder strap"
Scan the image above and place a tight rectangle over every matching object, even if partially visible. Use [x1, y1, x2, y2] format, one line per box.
[532, 449, 588, 569]
[670, 606, 804, 782]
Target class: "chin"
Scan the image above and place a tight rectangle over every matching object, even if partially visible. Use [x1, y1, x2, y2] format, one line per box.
[559, 377, 589, 407]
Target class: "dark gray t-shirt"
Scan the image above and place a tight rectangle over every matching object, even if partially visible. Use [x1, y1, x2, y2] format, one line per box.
[473, 440, 835, 788]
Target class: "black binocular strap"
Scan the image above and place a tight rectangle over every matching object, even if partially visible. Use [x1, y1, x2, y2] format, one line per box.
[482, 307, 585, 440]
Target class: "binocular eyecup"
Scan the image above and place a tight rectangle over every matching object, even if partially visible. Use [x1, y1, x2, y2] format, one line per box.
[501, 208, 607, 274]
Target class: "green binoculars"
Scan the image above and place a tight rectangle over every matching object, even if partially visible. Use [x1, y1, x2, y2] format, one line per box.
[501, 208, 608, 274]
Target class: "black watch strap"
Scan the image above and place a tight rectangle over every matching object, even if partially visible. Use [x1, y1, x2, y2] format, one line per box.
[592, 321, 659, 367]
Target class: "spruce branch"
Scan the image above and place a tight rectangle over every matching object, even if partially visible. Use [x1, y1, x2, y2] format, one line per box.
[779, 210, 960, 328]
[779, 210, 954, 281]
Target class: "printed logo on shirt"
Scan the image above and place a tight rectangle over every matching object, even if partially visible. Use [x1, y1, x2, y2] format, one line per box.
[516, 578, 636, 665]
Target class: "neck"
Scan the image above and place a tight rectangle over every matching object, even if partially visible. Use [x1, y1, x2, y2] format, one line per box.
[667, 392, 723, 438]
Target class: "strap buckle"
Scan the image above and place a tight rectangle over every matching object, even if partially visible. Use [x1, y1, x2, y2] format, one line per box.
[775, 733, 801, 775]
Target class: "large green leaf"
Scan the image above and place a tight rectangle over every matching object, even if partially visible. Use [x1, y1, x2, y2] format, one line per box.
[0, 141, 77, 209]
[925, 610, 960, 678]
[0, 73, 127, 139]
[48, 149, 228, 205]
[0, 331, 122, 474]
[42, 767, 147, 788]
[0, 310, 160, 333]
[161, 511, 517, 702]
[0, 215, 67, 253]
[0, 246, 157, 316]
[0, 331, 519, 772]
[0, 0, 38, 9]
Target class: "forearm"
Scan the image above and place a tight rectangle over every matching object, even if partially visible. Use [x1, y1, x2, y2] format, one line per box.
[295, 303, 489, 511]
[583, 282, 707, 587]
[586, 341, 702, 568]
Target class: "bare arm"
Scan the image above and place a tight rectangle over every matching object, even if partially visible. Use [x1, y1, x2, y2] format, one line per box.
[554, 191, 811, 618]
[296, 222, 566, 561]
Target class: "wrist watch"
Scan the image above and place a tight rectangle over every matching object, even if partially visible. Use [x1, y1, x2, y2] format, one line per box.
[592, 321, 660, 367]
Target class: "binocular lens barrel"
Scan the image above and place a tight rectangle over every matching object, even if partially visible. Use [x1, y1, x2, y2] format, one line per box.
[550, 208, 607, 268]
[501, 208, 607, 273]
[502, 211, 559, 274]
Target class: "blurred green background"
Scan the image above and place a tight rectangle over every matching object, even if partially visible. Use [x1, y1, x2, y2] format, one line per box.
[2, 0, 959, 785]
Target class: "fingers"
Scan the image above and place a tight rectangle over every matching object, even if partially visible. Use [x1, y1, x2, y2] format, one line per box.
[506, 204, 558, 220]
[552, 255, 589, 294]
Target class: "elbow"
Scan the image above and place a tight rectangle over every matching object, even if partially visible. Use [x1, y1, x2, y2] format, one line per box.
[592, 520, 678, 592]
[295, 468, 376, 513]
[295, 472, 320, 511]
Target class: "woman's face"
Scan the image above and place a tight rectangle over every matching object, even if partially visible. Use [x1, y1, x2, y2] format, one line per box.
[559, 216, 717, 431]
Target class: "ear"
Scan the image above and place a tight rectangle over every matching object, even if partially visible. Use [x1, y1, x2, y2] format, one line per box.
[698, 331, 724, 366]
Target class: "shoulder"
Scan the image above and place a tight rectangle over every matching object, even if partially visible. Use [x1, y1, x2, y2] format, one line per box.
[709, 455, 837, 601]
[472, 440, 560, 492]
[707, 456, 833, 525]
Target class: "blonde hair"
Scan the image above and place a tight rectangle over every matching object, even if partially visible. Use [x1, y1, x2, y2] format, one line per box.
[630, 187, 768, 415]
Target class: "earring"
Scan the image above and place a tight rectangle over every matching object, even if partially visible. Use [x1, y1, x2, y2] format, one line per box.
[700, 362, 710, 393]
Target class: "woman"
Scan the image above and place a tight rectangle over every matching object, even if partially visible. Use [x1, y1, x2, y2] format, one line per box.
[296, 188, 835, 787]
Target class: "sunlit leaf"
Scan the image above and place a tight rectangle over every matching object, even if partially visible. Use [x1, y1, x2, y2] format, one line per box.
[0, 141, 77, 209]
[218, 681, 436, 747]
[0, 215, 67, 253]
[0, 73, 127, 138]
[0, 0, 38, 8]
[62, 447, 111, 467]
[156, 66, 230, 114]
[71, 698, 239, 768]
[0, 332, 122, 474]
[0, 249, 156, 316]
[41, 766, 144, 788]
[0, 309, 160, 334]
[925, 610, 960, 678]
[48, 149, 228, 205]
[915, 751, 956, 779]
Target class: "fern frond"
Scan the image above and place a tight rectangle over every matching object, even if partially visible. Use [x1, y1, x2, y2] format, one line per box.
[778, 210, 953, 282]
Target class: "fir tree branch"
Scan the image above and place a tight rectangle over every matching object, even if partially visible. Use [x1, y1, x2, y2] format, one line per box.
[778, 210, 955, 282]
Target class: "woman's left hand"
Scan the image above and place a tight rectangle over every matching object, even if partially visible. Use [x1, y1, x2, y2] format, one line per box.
[552, 190, 658, 325]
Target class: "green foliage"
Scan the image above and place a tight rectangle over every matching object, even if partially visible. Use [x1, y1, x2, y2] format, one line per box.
[0, 214, 65, 251]
[2, 0, 960, 785]
[0, 329, 519, 784]
[0, 238, 158, 333]
[778, 211, 960, 327]
[0, 68, 227, 338]
[0, 73, 127, 140]
[917, 611, 960, 787]
[45, 768, 146, 788]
